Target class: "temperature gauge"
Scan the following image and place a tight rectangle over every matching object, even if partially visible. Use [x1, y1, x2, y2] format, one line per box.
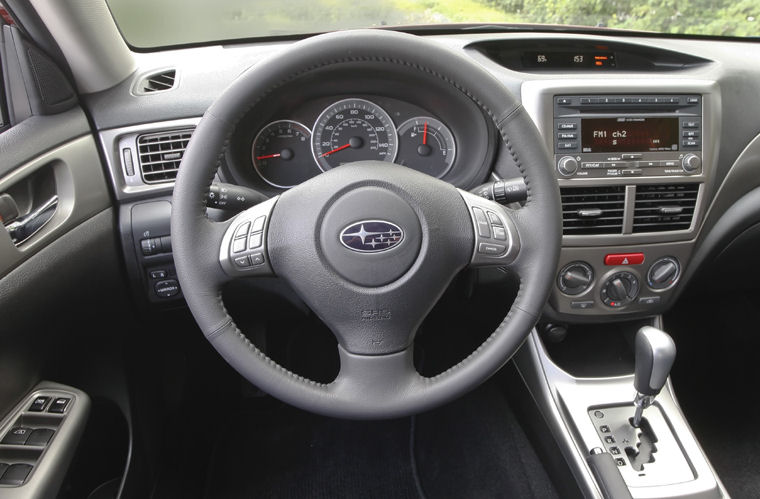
[396, 117, 456, 178]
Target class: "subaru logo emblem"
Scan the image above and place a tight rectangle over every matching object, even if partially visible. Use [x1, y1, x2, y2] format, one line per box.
[340, 220, 404, 253]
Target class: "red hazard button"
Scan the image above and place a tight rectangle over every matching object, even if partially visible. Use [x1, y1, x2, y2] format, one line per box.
[604, 253, 644, 266]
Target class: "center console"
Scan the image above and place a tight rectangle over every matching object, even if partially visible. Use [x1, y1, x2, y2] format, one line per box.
[522, 79, 720, 321]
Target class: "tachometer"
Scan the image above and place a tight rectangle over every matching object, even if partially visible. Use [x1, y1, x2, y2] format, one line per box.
[311, 98, 397, 171]
[252, 120, 316, 188]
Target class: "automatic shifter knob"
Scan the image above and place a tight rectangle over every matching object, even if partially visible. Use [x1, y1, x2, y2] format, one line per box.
[632, 326, 676, 427]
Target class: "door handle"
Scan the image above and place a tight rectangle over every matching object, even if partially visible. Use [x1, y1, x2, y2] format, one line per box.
[5, 195, 58, 245]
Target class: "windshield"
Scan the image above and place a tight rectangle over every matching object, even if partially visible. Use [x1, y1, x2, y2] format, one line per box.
[106, 0, 759, 48]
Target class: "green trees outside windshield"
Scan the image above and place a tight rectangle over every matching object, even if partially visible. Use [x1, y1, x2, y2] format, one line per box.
[107, 0, 759, 48]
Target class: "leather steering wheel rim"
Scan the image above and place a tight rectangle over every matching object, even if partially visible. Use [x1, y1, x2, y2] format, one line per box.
[171, 29, 561, 419]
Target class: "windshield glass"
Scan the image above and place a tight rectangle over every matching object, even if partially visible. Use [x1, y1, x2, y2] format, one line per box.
[106, 0, 759, 48]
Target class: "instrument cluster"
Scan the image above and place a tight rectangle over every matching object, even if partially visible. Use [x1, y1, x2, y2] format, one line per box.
[249, 96, 457, 189]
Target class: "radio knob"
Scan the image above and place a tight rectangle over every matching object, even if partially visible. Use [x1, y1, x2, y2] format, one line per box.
[682, 153, 701, 173]
[557, 156, 579, 176]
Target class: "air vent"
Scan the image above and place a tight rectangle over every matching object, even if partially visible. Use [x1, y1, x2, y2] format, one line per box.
[137, 129, 194, 184]
[561, 186, 625, 235]
[633, 184, 699, 233]
[136, 69, 176, 94]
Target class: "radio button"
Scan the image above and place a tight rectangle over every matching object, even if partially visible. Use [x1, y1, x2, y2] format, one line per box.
[622, 169, 642, 176]
[557, 142, 577, 150]
[682, 139, 700, 147]
[682, 154, 701, 172]
[558, 123, 577, 130]
[683, 121, 699, 128]
[622, 154, 643, 160]
[687, 97, 700, 104]
[662, 160, 679, 167]
[683, 131, 699, 138]
[637, 160, 662, 168]
[557, 97, 572, 105]
[558, 132, 577, 140]
[581, 162, 603, 169]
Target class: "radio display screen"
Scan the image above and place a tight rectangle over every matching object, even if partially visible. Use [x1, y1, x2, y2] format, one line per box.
[581, 117, 679, 153]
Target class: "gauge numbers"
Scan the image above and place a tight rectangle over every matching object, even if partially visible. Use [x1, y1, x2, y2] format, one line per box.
[311, 98, 398, 171]
[396, 117, 456, 178]
[252, 120, 316, 188]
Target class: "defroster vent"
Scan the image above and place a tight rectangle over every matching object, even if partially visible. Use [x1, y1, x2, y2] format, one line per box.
[137, 129, 194, 184]
[633, 184, 699, 233]
[561, 186, 625, 235]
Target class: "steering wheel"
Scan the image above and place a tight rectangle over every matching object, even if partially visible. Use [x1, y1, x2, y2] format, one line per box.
[171, 29, 561, 419]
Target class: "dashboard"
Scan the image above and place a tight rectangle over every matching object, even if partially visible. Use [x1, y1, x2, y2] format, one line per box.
[89, 31, 760, 323]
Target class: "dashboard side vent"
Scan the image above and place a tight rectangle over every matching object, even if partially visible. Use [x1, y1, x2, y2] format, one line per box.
[136, 69, 177, 94]
[137, 128, 194, 184]
[560, 186, 625, 235]
[632, 184, 699, 233]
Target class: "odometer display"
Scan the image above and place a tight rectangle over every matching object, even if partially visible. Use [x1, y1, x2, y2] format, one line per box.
[311, 98, 397, 171]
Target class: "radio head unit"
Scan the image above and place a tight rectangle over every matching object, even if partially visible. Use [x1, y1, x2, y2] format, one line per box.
[553, 95, 702, 179]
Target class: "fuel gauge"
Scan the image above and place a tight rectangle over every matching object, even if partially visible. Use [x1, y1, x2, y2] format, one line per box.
[396, 117, 456, 178]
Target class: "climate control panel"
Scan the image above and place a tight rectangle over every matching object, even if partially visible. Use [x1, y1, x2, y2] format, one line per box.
[548, 243, 691, 318]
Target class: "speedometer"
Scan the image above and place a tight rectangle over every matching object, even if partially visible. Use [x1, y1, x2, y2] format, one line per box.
[311, 98, 397, 171]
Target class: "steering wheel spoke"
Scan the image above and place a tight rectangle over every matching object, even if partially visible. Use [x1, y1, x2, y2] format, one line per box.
[458, 189, 521, 269]
[218, 197, 278, 279]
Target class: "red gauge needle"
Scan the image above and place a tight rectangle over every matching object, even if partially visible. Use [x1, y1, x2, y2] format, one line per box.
[256, 153, 281, 160]
[320, 143, 351, 157]
[423, 121, 428, 145]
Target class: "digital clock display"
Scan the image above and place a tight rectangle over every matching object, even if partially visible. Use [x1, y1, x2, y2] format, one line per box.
[581, 117, 679, 153]
[523, 51, 615, 68]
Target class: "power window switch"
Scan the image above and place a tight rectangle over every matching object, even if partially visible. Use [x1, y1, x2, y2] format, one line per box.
[29, 396, 50, 412]
[48, 397, 70, 414]
[1, 427, 33, 445]
[0, 463, 33, 485]
[26, 429, 54, 447]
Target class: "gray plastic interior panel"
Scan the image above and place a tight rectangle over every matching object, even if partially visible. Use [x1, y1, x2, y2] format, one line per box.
[547, 241, 693, 320]
[0, 135, 111, 278]
[515, 330, 727, 499]
[0, 381, 90, 499]
[520, 78, 720, 248]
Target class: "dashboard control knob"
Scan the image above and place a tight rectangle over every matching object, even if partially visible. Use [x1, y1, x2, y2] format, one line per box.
[681, 153, 701, 173]
[557, 261, 594, 295]
[647, 257, 680, 289]
[601, 271, 639, 307]
[557, 156, 579, 177]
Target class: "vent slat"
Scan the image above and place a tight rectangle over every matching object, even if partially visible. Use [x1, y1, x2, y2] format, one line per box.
[138, 69, 177, 94]
[632, 184, 699, 233]
[560, 186, 625, 235]
[137, 128, 194, 184]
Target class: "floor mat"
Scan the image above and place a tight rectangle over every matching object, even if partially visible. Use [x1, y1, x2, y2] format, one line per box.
[203, 381, 558, 499]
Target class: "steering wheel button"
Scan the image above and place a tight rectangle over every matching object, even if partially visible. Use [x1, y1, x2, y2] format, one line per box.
[231, 237, 247, 254]
[487, 211, 503, 226]
[234, 222, 250, 239]
[251, 253, 265, 266]
[472, 208, 490, 237]
[251, 216, 266, 233]
[492, 226, 507, 241]
[249, 232, 263, 249]
[233, 255, 251, 268]
[478, 242, 506, 256]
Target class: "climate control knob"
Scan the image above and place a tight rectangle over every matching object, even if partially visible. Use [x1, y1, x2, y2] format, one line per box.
[558, 262, 594, 295]
[557, 156, 579, 177]
[648, 257, 680, 289]
[601, 271, 639, 308]
[681, 153, 701, 173]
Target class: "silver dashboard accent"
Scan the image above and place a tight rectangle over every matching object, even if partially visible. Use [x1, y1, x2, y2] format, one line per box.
[514, 329, 728, 499]
[457, 189, 520, 267]
[218, 197, 277, 278]
[98, 117, 202, 201]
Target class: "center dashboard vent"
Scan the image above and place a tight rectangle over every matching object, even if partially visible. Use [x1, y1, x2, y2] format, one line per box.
[137, 129, 194, 184]
[561, 186, 625, 235]
[134, 69, 177, 94]
[633, 184, 699, 233]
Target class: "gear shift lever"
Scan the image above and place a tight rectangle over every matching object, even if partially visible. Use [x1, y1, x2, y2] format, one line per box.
[632, 326, 676, 427]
